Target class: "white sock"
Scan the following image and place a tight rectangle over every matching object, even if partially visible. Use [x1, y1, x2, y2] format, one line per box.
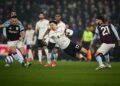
[44, 48, 51, 64]
[12, 49, 24, 64]
[53, 53, 58, 61]
[38, 50, 42, 62]
[28, 49, 33, 60]
[105, 54, 110, 64]
[96, 55, 103, 66]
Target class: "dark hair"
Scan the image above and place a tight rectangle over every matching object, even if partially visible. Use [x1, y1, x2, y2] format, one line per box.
[11, 16, 17, 18]
[49, 20, 57, 25]
[55, 12, 61, 16]
[39, 12, 45, 15]
[11, 9, 16, 13]
[96, 15, 105, 22]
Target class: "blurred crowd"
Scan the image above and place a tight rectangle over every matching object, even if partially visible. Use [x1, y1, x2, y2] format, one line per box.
[0, 0, 120, 42]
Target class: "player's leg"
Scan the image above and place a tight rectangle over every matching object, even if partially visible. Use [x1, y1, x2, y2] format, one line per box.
[52, 47, 59, 64]
[17, 40, 31, 67]
[38, 40, 43, 64]
[19, 47, 31, 67]
[95, 43, 115, 70]
[4, 53, 14, 67]
[44, 42, 56, 67]
[44, 47, 52, 67]
[95, 52, 105, 70]
[104, 53, 111, 68]
[4, 41, 15, 67]
[27, 45, 34, 61]
[12, 48, 25, 66]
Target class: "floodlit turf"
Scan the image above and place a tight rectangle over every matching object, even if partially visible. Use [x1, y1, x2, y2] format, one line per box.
[0, 60, 120, 86]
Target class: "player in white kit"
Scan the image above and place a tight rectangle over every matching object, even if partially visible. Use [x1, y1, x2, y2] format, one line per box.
[34, 12, 51, 66]
[24, 24, 36, 61]
[44, 20, 87, 60]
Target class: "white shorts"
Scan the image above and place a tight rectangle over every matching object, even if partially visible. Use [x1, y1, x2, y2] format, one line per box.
[7, 40, 24, 48]
[97, 43, 115, 55]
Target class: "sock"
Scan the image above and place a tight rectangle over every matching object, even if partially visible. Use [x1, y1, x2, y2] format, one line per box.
[105, 54, 110, 64]
[5, 56, 14, 64]
[38, 50, 42, 62]
[12, 49, 24, 64]
[44, 48, 51, 64]
[96, 55, 103, 66]
[53, 53, 58, 61]
[28, 49, 33, 60]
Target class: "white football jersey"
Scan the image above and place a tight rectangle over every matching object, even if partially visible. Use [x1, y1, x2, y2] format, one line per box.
[57, 21, 66, 31]
[35, 19, 49, 39]
[47, 29, 71, 49]
[24, 29, 35, 45]
[49, 21, 66, 43]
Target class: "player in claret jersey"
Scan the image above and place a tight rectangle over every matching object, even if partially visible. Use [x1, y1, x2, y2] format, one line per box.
[90, 15, 120, 70]
[1, 16, 31, 67]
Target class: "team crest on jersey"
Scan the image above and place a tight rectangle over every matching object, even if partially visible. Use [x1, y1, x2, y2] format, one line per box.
[16, 27, 19, 30]
[9, 27, 12, 30]
[57, 36, 60, 38]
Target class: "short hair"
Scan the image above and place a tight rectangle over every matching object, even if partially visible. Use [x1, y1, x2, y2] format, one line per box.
[49, 20, 57, 25]
[55, 12, 61, 16]
[96, 15, 105, 22]
[39, 12, 45, 15]
[11, 16, 17, 18]
[11, 9, 16, 13]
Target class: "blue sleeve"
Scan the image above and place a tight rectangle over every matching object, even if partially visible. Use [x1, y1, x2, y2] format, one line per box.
[91, 28, 99, 44]
[3, 20, 10, 27]
[17, 20, 24, 31]
[110, 24, 120, 40]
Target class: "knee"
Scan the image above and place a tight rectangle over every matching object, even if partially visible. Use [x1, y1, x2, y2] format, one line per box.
[19, 48, 26, 55]
[53, 48, 59, 54]
[95, 52, 104, 58]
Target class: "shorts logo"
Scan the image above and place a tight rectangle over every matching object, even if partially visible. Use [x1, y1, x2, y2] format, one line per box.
[75, 45, 79, 49]
[16, 27, 19, 30]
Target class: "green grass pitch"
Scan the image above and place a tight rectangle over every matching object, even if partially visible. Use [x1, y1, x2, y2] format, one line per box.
[0, 60, 120, 86]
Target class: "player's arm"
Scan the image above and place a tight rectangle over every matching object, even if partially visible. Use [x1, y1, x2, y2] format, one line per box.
[33, 23, 39, 41]
[89, 28, 99, 49]
[80, 47, 88, 54]
[19, 23, 25, 41]
[80, 32, 85, 46]
[110, 24, 120, 46]
[17, 20, 24, 31]
[42, 28, 51, 40]
[0, 20, 10, 28]
[0, 24, 4, 28]
[19, 31, 25, 41]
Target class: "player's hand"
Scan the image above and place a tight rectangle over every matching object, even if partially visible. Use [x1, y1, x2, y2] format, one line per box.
[89, 44, 92, 50]
[42, 39, 47, 46]
[32, 37, 34, 41]
[19, 37, 23, 41]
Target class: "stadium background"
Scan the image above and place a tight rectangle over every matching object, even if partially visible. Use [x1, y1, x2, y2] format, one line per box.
[0, 1, 120, 86]
[0, 0, 120, 60]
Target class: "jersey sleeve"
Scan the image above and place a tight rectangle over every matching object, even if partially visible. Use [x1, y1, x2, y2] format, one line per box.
[18, 20, 24, 31]
[91, 28, 99, 45]
[3, 20, 10, 27]
[110, 24, 120, 40]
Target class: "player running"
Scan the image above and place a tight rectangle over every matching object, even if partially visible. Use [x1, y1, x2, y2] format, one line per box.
[90, 15, 120, 70]
[0, 16, 31, 67]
